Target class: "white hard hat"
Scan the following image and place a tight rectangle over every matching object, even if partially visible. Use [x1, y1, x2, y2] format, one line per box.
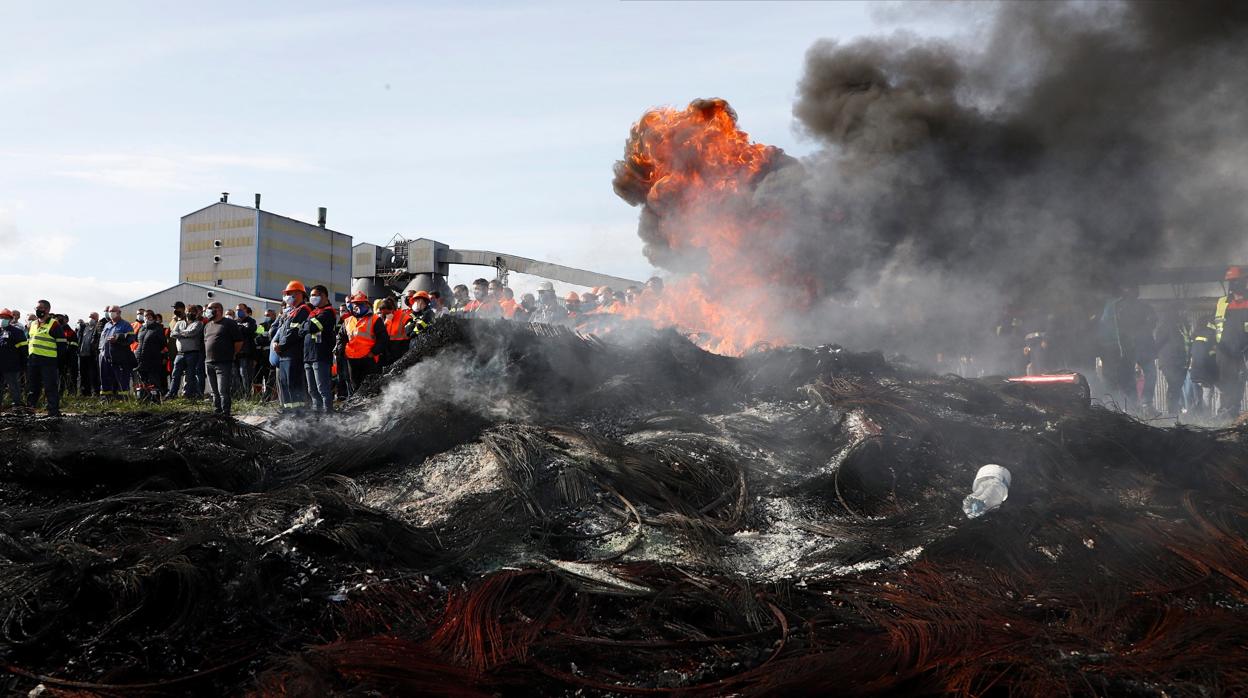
[537, 281, 555, 292]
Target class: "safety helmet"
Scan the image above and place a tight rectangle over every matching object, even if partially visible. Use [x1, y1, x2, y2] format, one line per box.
[413, 291, 431, 300]
[537, 281, 555, 292]
[284, 280, 307, 294]
[373, 299, 384, 312]
[1227, 266, 1245, 282]
[0, 308, 11, 319]
[348, 291, 369, 303]
[565, 292, 580, 303]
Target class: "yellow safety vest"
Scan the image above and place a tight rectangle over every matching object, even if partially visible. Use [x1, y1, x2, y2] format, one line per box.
[28, 318, 59, 359]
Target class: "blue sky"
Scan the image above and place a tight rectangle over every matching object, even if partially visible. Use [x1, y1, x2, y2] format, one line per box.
[0, 0, 966, 319]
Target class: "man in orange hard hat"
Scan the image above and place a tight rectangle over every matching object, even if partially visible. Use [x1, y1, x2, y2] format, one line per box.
[406, 291, 436, 336]
[336, 290, 388, 392]
[271, 280, 312, 412]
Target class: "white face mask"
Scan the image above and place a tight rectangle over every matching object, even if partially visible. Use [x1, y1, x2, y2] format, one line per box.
[283, 294, 296, 306]
[309, 295, 323, 307]
[202, 309, 214, 319]
[109, 311, 121, 321]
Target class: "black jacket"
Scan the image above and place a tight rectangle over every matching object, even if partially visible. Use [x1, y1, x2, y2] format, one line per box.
[0, 325, 27, 373]
[77, 321, 100, 358]
[303, 306, 338, 363]
[234, 315, 258, 358]
[135, 322, 167, 368]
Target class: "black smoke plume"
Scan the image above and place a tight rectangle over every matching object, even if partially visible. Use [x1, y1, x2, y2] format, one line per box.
[618, 1, 1248, 366]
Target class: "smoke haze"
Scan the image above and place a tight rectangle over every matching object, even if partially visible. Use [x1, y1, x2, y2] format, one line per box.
[616, 0, 1248, 367]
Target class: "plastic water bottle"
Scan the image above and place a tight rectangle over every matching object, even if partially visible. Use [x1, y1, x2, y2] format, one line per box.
[963, 464, 1011, 518]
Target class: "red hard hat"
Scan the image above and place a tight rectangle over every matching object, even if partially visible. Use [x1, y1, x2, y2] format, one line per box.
[0, 308, 11, 319]
[565, 292, 580, 302]
[285, 280, 307, 294]
[348, 291, 369, 303]
[1227, 266, 1244, 281]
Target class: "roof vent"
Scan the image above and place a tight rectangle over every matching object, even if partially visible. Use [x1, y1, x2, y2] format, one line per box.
[220, 192, 229, 203]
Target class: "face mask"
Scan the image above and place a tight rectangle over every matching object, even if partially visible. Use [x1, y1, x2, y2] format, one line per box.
[109, 311, 121, 321]
[36, 309, 48, 319]
[352, 304, 368, 316]
[309, 295, 323, 307]
[473, 289, 487, 301]
[145, 317, 156, 324]
[283, 295, 296, 306]
[236, 309, 247, 319]
[0, 319, 8, 328]
[203, 309, 214, 319]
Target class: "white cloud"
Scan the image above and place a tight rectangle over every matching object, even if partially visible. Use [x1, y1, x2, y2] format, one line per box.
[0, 151, 320, 192]
[0, 273, 165, 322]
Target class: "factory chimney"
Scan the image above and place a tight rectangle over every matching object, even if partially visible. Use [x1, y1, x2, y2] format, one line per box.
[318, 207, 327, 228]
[254, 193, 262, 209]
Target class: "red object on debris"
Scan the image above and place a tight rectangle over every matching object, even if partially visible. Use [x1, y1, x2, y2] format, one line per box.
[1006, 374, 1081, 384]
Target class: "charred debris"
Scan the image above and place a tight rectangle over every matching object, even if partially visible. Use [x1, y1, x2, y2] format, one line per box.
[2, 317, 1247, 696]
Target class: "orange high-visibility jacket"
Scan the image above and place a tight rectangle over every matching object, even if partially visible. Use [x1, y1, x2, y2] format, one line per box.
[385, 309, 411, 340]
[345, 315, 381, 359]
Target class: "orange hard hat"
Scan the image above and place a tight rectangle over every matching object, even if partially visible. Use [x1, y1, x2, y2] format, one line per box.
[0, 308, 11, 319]
[348, 291, 369, 303]
[413, 291, 431, 300]
[565, 292, 580, 302]
[1227, 266, 1244, 281]
[284, 280, 307, 294]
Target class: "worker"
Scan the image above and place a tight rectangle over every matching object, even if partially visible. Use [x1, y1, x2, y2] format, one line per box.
[645, 276, 664, 296]
[99, 304, 136, 400]
[304, 285, 337, 413]
[338, 291, 389, 392]
[59, 314, 78, 396]
[232, 304, 258, 399]
[1097, 283, 1157, 413]
[25, 299, 65, 417]
[429, 290, 447, 316]
[1213, 265, 1248, 420]
[167, 304, 204, 399]
[134, 310, 167, 403]
[77, 312, 101, 396]
[500, 287, 525, 320]
[531, 282, 568, 324]
[254, 308, 276, 400]
[271, 280, 312, 412]
[520, 293, 537, 316]
[202, 302, 244, 416]
[564, 292, 582, 317]
[384, 296, 411, 364]
[598, 286, 617, 311]
[462, 279, 489, 315]
[407, 291, 436, 336]
[580, 291, 599, 313]
[1188, 313, 1218, 415]
[449, 284, 471, 313]
[0, 309, 27, 410]
[1154, 308, 1190, 417]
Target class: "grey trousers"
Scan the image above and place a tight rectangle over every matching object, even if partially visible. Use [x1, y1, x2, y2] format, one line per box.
[206, 360, 234, 415]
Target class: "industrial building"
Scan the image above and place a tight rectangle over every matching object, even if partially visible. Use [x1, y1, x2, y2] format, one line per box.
[120, 283, 283, 320]
[123, 194, 352, 314]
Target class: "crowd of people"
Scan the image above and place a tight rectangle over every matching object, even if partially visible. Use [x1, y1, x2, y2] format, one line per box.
[0, 276, 664, 418]
[6, 268, 1248, 422]
[992, 265, 1248, 421]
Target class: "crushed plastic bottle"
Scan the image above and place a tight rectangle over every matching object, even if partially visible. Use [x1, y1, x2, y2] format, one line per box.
[963, 464, 1011, 518]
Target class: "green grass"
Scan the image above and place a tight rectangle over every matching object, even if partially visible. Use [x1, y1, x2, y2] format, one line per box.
[46, 393, 281, 417]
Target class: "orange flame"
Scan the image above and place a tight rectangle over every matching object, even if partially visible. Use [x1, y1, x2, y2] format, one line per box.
[603, 98, 793, 355]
